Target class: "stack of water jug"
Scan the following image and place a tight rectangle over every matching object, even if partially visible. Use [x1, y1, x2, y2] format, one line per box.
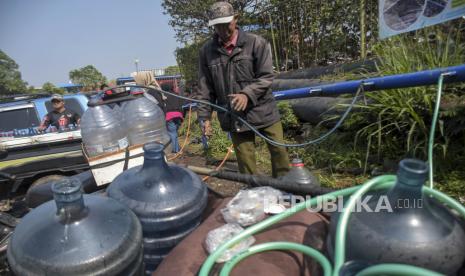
[80, 94, 170, 157]
[7, 93, 208, 276]
[8, 143, 208, 276]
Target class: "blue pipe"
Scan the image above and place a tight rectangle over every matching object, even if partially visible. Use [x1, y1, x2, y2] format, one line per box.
[273, 64, 465, 100]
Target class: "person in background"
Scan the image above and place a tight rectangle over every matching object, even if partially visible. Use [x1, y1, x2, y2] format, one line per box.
[99, 83, 110, 91]
[134, 71, 166, 110]
[38, 94, 80, 132]
[198, 118, 210, 151]
[161, 83, 184, 153]
[190, 82, 209, 151]
[196, 1, 289, 177]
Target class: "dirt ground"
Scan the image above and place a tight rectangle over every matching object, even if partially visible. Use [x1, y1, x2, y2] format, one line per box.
[169, 148, 248, 198]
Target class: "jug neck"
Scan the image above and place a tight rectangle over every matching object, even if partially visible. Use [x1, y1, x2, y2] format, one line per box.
[141, 142, 172, 185]
[388, 159, 428, 202]
[52, 178, 87, 223]
[142, 152, 169, 171]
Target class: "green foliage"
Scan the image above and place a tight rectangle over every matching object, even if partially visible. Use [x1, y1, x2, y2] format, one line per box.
[179, 109, 200, 137]
[161, 0, 215, 43]
[165, 65, 181, 75]
[69, 65, 107, 91]
[27, 85, 37, 93]
[178, 111, 231, 159]
[0, 50, 28, 95]
[288, 125, 364, 171]
[435, 171, 465, 203]
[165, 0, 379, 91]
[265, 0, 378, 67]
[277, 101, 299, 130]
[161, 0, 259, 43]
[344, 22, 465, 171]
[206, 117, 231, 158]
[163, 0, 378, 69]
[41, 82, 65, 94]
[175, 40, 204, 86]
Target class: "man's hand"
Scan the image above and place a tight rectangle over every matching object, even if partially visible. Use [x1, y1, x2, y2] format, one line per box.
[203, 120, 213, 137]
[228, 94, 248, 111]
[37, 126, 46, 133]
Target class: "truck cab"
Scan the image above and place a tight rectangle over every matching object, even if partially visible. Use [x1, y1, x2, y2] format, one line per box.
[0, 94, 89, 195]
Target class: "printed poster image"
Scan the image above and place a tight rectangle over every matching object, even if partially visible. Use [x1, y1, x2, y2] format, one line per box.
[379, 0, 465, 38]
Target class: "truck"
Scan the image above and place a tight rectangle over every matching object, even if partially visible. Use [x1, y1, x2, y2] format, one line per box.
[0, 93, 89, 195]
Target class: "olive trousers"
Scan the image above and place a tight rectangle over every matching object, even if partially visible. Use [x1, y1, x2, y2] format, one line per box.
[230, 121, 290, 178]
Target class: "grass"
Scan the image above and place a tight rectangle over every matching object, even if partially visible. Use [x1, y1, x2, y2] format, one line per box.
[346, 23, 465, 165]
[313, 23, 465, 198]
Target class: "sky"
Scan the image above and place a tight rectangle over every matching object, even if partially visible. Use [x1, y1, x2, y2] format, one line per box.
[0, 0, 179, 87]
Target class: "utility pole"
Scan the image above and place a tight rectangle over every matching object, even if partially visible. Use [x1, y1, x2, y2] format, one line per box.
[360, 0, 367, 59]
[134, 59, 140, 72]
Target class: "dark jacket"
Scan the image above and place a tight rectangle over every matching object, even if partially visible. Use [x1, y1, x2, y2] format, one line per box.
[165, 93, 184, 113]
[196, 29, 280, 132]
[146, 88, 166, 112]
[159, 82, 185, 113]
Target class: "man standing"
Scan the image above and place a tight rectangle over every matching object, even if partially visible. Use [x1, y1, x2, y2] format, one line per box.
[38, 94, 80, 132]
[197, 1, 289, 177]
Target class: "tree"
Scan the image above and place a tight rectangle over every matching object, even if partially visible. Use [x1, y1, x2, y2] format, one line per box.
[42, 82, 65, 94]
[175, 40, 205, 87]
[69, 65, 107, 91]
[162, 0, 379, 69]
[164, 65, 181, 75]
[161, 0, 260, 43]
[0, 50, 28, 95]
[163, 0, 261, 86]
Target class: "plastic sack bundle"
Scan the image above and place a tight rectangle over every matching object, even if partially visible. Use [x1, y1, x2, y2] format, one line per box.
[204, 223, 255, 263]
[221, 187, 282, 227]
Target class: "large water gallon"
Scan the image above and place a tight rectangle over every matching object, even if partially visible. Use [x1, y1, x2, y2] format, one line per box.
[121, 94, 170, 147]
[107, 142, 208, 274]
[327, 158, 465, 275]
[80, 100, 129, 157]
[7, 178, 144, 275]
[281, 158, 320, 186]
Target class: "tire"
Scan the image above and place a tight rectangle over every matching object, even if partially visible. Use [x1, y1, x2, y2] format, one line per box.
[30, 174, 66, 188]
[26, 175, 66, 209]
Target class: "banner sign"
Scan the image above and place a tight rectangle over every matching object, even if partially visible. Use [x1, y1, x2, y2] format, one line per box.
[379, 0, 465, 38]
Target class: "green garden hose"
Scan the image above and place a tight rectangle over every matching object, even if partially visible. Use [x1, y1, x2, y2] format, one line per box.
[199, 178, 465, 276]
[428, 72, 455, 189]
[333, 175, 395, 273]
[428, 74, 443, 189]
[356, 263, 443, 276]
[198, 184, 362, 276]
[219, 242, 332, 276]
[198, 73, 464, 276]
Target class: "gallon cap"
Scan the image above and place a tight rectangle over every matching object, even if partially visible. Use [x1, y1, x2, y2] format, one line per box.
[290, 158, 305, 167]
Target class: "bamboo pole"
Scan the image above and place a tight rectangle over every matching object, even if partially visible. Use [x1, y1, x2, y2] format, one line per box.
[269, 12, 280, 72]
[360, 0, 367, 59]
